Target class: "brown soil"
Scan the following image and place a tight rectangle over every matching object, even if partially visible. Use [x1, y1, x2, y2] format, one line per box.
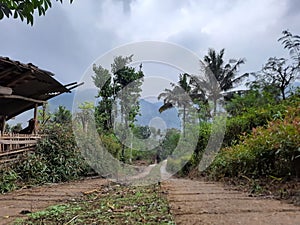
[0, 177, 108, 225]
[1, 163, 300, 225]
[162, 178, 300, 225]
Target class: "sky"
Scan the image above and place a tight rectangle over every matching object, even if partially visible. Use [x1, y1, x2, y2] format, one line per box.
[1, 0, 300, 124]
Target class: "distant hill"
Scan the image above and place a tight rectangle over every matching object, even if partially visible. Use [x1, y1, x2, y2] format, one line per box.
[49, 88, 98, 112]
[136, 99, 181, 130]
[11, 89, 181, 129]
[50, 91, 181, 130]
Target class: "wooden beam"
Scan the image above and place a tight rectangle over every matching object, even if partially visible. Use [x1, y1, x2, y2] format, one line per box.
[6, 71, 35, 87]
[0, 86, 12, 95]
[0, 139, 38, 145]
[0, 94, 47, 104]
[0, 67, 15, 79]
[33, 103, 38, 134]
[67, 82, 84, 91]
[0, 146, 35, 157]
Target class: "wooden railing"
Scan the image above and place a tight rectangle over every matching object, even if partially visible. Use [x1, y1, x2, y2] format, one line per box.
[0, 134, 41, 163]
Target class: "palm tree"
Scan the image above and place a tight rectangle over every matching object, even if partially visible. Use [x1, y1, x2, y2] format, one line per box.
[190, 48, 248, 115]
[205, 48, 248, 91]
[158, 74, 192, 137]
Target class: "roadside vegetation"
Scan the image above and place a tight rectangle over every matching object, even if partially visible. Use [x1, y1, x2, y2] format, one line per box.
[159, 30, 300, 201]
[14, 183, 174, 225]
[0, 114, 93, 193]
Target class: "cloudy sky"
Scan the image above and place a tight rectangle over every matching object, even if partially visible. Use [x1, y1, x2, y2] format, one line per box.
[1, 0, 299, 86]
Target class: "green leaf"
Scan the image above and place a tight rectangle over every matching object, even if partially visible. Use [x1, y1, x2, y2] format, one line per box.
[13, 10, 18, 18]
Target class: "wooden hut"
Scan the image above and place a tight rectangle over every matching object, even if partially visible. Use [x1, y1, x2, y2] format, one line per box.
[0, 56, 81, 155]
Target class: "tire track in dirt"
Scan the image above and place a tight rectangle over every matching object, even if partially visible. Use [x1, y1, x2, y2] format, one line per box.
[0, 177, 108, 225]
[162, 179, 300, 225]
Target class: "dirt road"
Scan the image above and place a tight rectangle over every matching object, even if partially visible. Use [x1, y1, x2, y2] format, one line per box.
[0, 177, 108, 225]
[162, 179, 300, 225]
[1, 163, 300, 225]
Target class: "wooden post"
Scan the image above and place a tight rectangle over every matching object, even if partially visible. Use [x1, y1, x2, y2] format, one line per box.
[33, 104, 38, 134]
[1, 116, 6, 135]
[0, 116, 5, 152]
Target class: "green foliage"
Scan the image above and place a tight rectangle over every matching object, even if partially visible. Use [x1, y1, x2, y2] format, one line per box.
[93, 55, 144, 138]
[278, 30, 300, 65]
[203, 48, 248, 92]
[224, 93, 300, 147]
[52, 105, 72, 124]
[100, 133, 122, 159]
[0, 169, 19, 193]
[10, 123, 22, 133]
[2, 123, 92, 189]
[0, 0, 73, 25]
[225, 89, 278, 116]
[132, 125, 151, 140]
[74, 101, 94, 132]
[252, 57, 297, 100]
[16, 184, 174, 224]
[93, 55, 144, 162]
[210, 105, 300, 179]
[157, 129, 180, 162]
[166, 154, 191, 176]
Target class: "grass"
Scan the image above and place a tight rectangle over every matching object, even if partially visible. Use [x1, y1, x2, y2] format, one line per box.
[14, 182, 175, 225]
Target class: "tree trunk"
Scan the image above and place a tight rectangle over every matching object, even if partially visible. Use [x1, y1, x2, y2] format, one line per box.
[183, 105, 186, 138]
[281, 88, 286, 100]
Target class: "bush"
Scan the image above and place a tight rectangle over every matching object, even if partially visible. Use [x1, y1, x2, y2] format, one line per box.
[223, 94, 300, 147]
[210, 106, 300, 179]
[10, 123, 92, 186]
[0, 169, 19, 193]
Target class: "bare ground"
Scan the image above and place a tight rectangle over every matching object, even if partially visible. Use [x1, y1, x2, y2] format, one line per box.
[1, 164, 300, 225]
[162, 178, 300, 225]
[0, 177, 108, 225]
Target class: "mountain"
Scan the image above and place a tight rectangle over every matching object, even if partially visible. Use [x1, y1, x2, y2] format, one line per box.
[9, 89, 181, 130]
[50, 89, 181, 129]
[136, 99, 181, 130]
[48, 88, 98, 112]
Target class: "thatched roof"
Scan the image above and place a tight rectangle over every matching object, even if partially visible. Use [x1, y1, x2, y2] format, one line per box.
[0, 57, 79, 120]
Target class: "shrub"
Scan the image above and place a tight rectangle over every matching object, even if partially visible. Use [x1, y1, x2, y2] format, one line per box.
[0, 169, 19, 193]
[12, 123, 92, 185]
[210, 106, 300, 179]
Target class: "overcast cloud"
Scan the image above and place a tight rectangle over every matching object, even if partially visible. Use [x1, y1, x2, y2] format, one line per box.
[1, 0, 300, 84]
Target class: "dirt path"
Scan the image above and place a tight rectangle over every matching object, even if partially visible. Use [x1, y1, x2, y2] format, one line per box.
[1, 163, 300, 225]
[0, 177, 108, 225]
[162, 178, 300, 225]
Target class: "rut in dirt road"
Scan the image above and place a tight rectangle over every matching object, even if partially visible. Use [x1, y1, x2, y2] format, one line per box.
[162, 179, 300, 225]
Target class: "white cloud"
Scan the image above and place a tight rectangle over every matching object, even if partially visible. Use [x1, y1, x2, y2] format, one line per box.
[1, 0, 299, 80]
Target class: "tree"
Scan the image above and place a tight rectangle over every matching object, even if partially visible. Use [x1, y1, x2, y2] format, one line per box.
[252, 57, 297, 100]
[189, 48, 248, 115]
[278, 30, 300, 66]
[132, 125, 151, 140]
[113, 66, 144, 162]
[74, 102, 94, 133]
[92, 55, 144, 162]
[92, 55, 143, 133]
[93, 65, 114, 131]
[11, 123, 22, 133]
[158, 73, 192, 137]
[204, 48, 248, 91]
[248, 31, 300, 101]
[0, 0, 73, 25]
[52, 105, 72, 124]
